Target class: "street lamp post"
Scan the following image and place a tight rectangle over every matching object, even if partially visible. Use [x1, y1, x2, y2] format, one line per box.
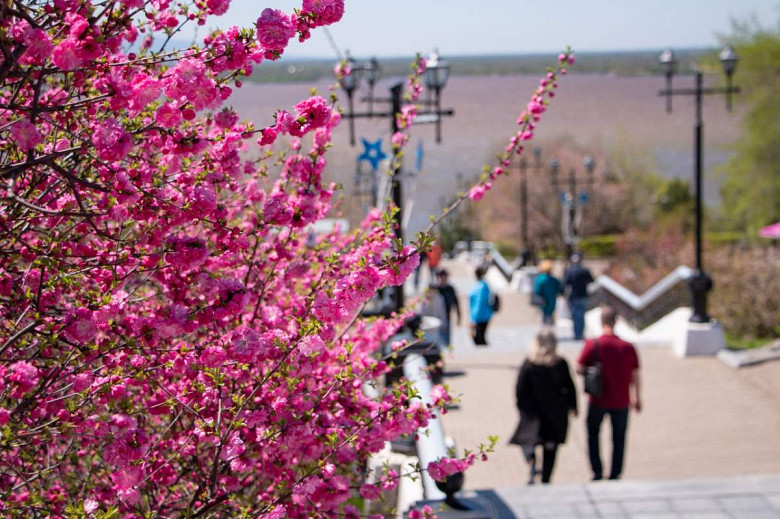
[658, 45, 740, 323]
[336, 52, 454, 312]
[515, 146, 542, 265]
[549, 155, 596, 258]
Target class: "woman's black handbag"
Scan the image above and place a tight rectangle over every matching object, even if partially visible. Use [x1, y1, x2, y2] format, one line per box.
[583, 340, 602, 397]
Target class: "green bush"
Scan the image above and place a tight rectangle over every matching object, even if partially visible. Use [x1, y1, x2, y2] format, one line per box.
[579, 234, 619, 258]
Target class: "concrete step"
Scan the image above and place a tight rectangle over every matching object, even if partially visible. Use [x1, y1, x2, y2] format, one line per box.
[411, 473, 780, 518]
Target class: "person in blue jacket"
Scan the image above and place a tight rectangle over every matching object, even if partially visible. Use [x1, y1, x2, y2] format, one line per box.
[533, 259, 562, 325]
[469, 266, 494, 345]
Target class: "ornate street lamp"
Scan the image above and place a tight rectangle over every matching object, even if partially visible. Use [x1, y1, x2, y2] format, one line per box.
[424, 50, 451, 143]
[658, 45, 740, 323]
[335, 52, 455, 312]
[719, 44, 738, 110]
[338, 51, 362, 146]
[549, 155, 597, 258]
[516, 146, 542, 265]
[659, 48, 678, 113]
[363, 57, 381, 116]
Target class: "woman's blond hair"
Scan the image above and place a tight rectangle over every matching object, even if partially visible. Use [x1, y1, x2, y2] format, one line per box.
[538, 259, 554, 274]
[527, 327, 558, 366]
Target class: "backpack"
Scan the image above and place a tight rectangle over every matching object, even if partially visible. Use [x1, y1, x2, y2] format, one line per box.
[490, 292, 500, 312]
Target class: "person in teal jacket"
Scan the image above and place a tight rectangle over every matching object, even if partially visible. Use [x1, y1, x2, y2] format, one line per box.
[533, 260, 562, 325]
[469, 266, 494, 345]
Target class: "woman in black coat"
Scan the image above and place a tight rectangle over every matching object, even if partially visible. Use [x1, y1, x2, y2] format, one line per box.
[510, 328, 577, 484]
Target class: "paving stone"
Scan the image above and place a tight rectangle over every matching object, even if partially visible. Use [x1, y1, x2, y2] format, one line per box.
[621, 499, 672, 513]
[574, 502, 598, 515]
[629, 514, 679, 519]
[767, 494, 780, 510]
[716, 495, 771, 511]
[523, 503, 578, 517]
[671, 498, 721, 512]
[675, 514, 730, 519]
[595, 502, 627, 516]
[725, 512, 780, 519]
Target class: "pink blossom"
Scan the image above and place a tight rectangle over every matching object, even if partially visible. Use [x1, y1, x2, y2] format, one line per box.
[66, 307, 97, 343]
[9, 361, 39, 397]
[383, 246, 420, 286]
[164, 58, 219, 110]
[468, 184, 488, 201]
[299, 335, 326, 356]
[426, 457, 472, 482]
[228, 327, 271, 362]
[527, 99, 545, 114]
[92, 118, 133, 161]
[258, 126, 278, 146]
[214, 109, 239, 129]
[302, 0, 345, 27]
[359, 483, 381, 500]
[73, 372, 94, 392]
[155, 103, 183, 128]
[83, 498, 99, 514]
[313, 290, 344, 324]
[391, 131, 408, 148]
[206, 0, 231, 15]
[10, 120, 43, 151]
[51, 38, 84, 69]
[256, 9, 296, 54]
[201, 346, 227, 367]
[129, 74, 162, 112]
[20, 29, 54, 64]
[294, 96, 331, 134]
[165, 235, 210, 269]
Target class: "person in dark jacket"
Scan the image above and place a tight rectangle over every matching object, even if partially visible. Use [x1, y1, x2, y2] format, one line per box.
[563, 254, 594, 340]
[510, 328, 578, 484]
[435, 269, 461, 348]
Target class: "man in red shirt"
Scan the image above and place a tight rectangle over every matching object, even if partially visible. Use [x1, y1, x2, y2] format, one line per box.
[577, 305, 641, 481]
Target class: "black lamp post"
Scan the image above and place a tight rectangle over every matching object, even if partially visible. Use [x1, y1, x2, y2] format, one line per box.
[549, 155, 596, 258]
[336, 51, 454, 312]
[424, 50, 451, 144]
[516, 146, 542, 265]
[658, 45, 740, 323]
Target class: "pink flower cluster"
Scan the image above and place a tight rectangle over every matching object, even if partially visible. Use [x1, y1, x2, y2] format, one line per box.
[0, 0, 570, 514]
[426, 455, 476, 482]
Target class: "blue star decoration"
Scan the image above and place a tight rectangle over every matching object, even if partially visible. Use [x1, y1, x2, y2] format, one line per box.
[357, 138, 387, 171]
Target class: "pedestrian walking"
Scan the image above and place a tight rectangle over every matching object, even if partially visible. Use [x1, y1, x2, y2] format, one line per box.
[469, 266, 493, 345]
[563, 253, 594, 340]
[510, 328, 578, 485]
[533, 260, 562, 325]
[577, 306, 642, 481]
[434, 269, 461, 348]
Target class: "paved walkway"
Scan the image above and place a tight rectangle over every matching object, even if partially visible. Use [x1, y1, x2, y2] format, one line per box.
[418, 475, 780, 518]
[413, 258, 780, 517]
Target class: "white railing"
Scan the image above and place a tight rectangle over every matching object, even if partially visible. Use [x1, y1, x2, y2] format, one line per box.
[591, 266, 694, 330]
[403, 354, 448, 500]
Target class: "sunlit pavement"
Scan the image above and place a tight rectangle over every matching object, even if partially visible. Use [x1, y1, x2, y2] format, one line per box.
[411, 258, 780, 517]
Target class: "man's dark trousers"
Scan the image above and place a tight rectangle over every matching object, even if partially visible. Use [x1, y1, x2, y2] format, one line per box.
[586, 404, 629, 480]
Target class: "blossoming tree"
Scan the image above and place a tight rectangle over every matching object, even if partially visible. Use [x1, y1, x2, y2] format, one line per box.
[0, 0, 572, 516]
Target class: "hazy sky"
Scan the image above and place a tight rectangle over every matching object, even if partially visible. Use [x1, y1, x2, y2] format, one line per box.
[205, 1, 779, 59]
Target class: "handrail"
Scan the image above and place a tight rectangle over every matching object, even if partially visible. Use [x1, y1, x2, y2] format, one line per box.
[402, 354, 447, 500]
[590, 265, 695, 330]
[487, 244, 519, 282]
